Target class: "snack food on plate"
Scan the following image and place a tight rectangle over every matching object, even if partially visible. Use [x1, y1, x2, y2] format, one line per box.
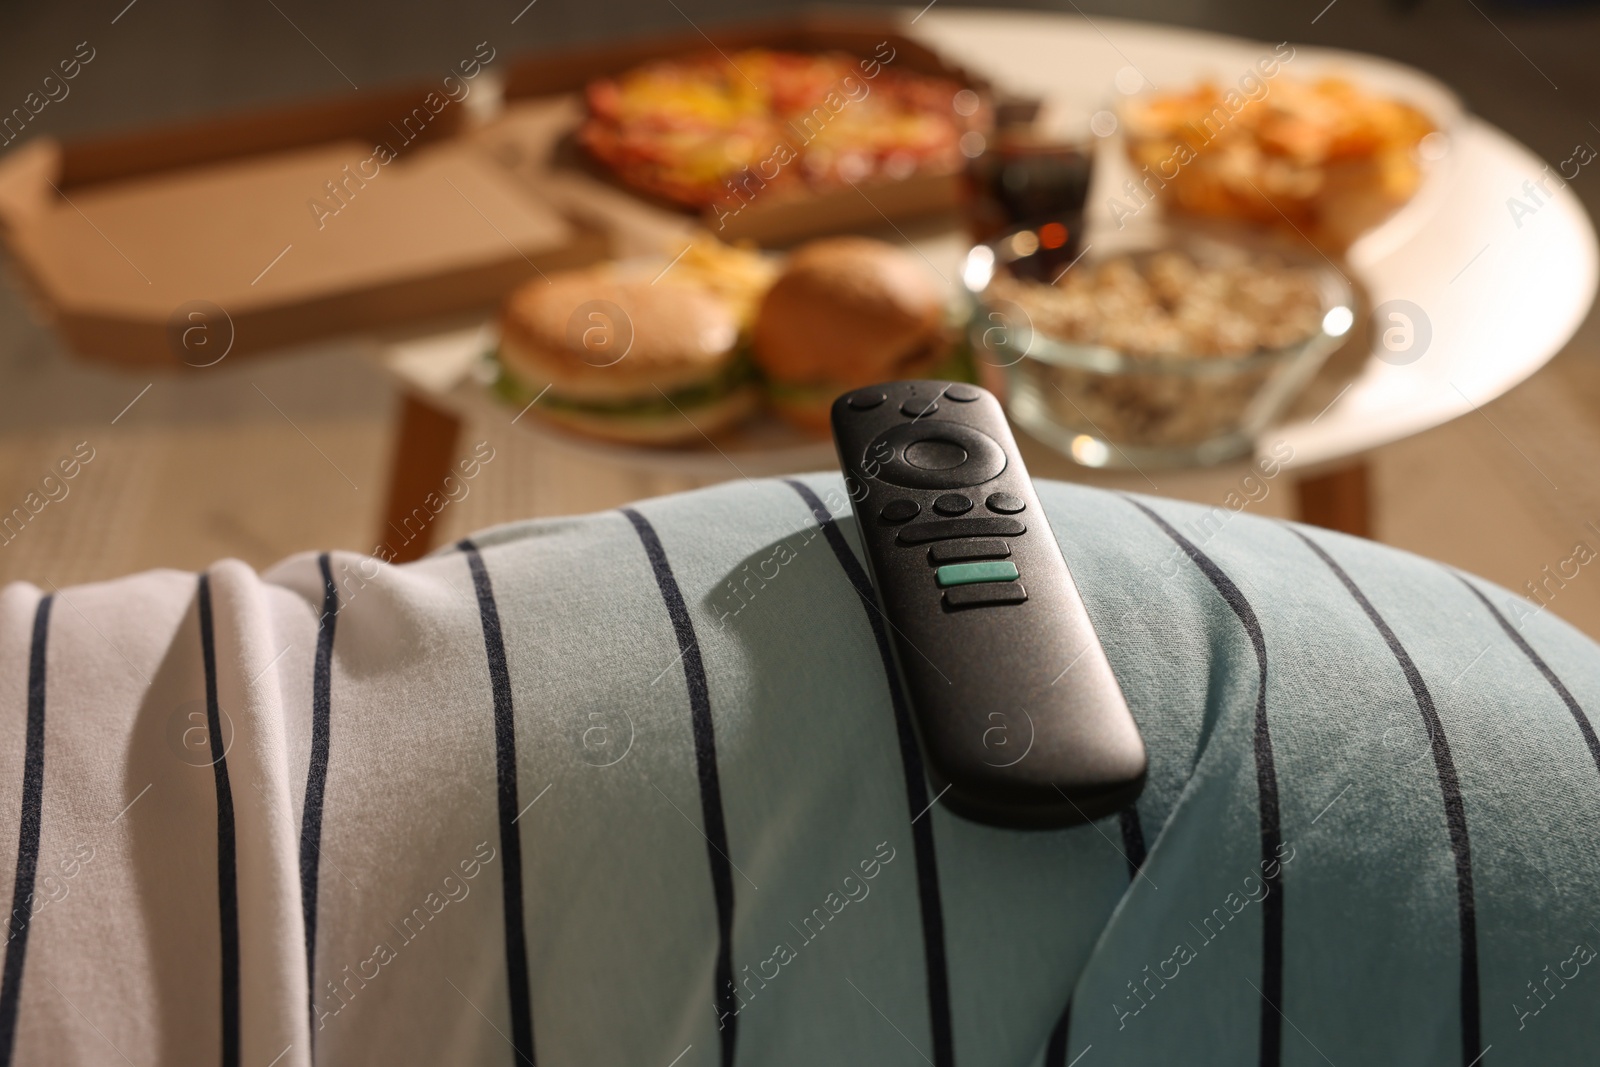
[753, 236, 951, 433]
[579, 48, 980, 213]
[1119, 76, 1438, 250]
[497, 268, 754, 445]
[657, 233, 781, 329]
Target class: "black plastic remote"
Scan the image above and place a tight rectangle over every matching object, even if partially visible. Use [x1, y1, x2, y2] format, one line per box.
[831, 380, 1145, 828]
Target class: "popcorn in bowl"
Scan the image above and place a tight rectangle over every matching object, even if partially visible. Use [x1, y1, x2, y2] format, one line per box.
[966, 227, 1356, 467]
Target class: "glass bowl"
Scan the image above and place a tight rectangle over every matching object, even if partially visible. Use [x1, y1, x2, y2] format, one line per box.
[962, 224, 1356, 468]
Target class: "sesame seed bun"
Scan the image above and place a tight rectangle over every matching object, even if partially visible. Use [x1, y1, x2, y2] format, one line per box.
[499, 270, 741, 403]
[497, 268, 757, 445]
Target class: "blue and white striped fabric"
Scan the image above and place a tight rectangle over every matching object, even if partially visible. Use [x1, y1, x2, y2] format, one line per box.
[0, 474, 1595, 1066]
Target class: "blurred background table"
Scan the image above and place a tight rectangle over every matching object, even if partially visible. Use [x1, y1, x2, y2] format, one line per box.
[5, 0, 1600, 635]
[375, 8, 1598, 560]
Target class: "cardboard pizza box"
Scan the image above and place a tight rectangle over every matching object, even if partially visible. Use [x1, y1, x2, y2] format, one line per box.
[0, 80, 606, 368]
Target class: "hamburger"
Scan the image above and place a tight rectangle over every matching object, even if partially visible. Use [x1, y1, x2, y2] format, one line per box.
[497, 268, 756, 445]
[753, 237, 953, 434]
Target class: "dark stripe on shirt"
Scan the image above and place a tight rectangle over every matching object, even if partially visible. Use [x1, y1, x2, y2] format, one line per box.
[301, 553, 339, 1049]
[621, 509, 740, 1066]
[459, 540, 538, 1066]
[1127, 498, 1283, 1067]
[1046, 806, 1144, 1066]
[1293, 530, 1481, 1065]
[1118, 806, 1148, 879]
[197, 576, 241, 1067]
[0, 595, 51, 1066]
[783, 480, 955, 1067]
[1045, 999, 1071, 1067]
[1456, 574, 1600, 777]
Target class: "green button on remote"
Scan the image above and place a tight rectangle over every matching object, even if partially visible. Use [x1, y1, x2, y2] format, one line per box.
[935, 560, 1019, 587]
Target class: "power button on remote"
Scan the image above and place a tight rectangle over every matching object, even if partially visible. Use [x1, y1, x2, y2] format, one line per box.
[880, 499, 920, 523]
[846, 390, 886, 410]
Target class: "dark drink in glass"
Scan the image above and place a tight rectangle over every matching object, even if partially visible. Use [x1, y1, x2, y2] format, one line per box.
[964, 130, 1094, 279]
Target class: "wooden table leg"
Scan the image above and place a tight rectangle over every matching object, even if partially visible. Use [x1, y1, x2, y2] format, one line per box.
[379, 391, 463, 564]
[1295, 460, 1372, 538]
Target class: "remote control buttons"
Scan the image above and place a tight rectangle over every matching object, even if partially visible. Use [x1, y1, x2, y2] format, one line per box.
[897, 517, 1025, 545]
[943, 384, 981, 402]
[928, 538, 1011, 563]
[904, 439, 967, 471]
[986, 492, 1026, 514]
[867, 422, 1007, 490]
[944, 582, 1029, 608]
[902, 398, 938, 418]
[880, 499, 920, 523]
[935, 560, 1018, 587]
[846, 389, 886, 410]
[933, 493, 973, 516]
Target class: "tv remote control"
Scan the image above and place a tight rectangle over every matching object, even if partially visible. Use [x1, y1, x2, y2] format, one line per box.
[830, 380, 1145, 828]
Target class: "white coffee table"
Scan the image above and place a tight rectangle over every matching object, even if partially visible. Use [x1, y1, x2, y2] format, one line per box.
[376, 9, 1597, 556]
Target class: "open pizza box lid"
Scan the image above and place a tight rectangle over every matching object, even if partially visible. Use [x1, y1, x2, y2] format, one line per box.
[476, 11, 997, 249]
[0, 79, 607, 368]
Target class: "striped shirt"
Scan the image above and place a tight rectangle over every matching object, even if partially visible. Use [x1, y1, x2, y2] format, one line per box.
[0, 474, 1595, 1065]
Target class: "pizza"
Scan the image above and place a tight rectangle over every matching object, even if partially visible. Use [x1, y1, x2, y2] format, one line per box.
[579, 48, 981, 211]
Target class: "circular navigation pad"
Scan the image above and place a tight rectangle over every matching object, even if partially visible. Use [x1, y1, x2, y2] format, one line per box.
[865, 421, 1007, 490]
[904, 439, 968, 470]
